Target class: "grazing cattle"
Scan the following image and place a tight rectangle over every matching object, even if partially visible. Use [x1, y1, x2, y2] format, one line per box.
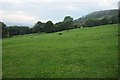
[59, 33, 62, 35]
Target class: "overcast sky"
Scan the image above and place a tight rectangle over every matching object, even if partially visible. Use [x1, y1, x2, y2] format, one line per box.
[0, 0, 119, 26]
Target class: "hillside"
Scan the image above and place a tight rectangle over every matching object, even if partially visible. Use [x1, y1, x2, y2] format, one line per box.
[3, 24, 118, 78]
[85, 9, 118, 19]
[74, 9, 118, 23]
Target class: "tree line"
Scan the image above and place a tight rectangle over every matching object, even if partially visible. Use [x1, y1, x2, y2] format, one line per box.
[1, 14, 118, 38]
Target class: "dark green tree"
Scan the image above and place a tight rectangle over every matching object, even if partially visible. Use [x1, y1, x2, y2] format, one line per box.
[110, 15, 118, 24]
[100, 17, 109, 25]
[33, 21, 45, 33]
[1, 22, 9, 38]
[63, 16, 73, 22]
[44, 21, 54, 33]
[63, 16, 73, 29]
[85, 18, 100, 27]
[8, 26, 31, 36]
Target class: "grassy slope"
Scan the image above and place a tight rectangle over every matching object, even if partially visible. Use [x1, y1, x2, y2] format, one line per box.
[3, 24, 118, 78]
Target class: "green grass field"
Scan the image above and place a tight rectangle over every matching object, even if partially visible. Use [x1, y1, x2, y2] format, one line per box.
[2, 24, 118, 78]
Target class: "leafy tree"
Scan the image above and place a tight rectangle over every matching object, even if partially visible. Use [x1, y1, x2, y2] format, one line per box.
[63, 16, 73, 30]
[44, 21, 54, 33]
[100, 17, 109, 25]
[8, 26, 31, 36]
[19, 26, 32, 35]
[33, 21, 45, 33]
[109, 15, 118, 24]
[85, 18, 100, 27]
[1, 22, 9, 38]
[63, 16, 73, 22]
[8, 26, 20, 36]
[55, 22, 64, 31]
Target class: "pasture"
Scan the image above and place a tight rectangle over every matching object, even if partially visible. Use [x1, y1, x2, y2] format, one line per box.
[2, 24, 118, 78]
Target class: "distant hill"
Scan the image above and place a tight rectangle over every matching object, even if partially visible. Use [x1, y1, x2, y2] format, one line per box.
[85, 9, 118, 18]
[74, 9, 118, 23]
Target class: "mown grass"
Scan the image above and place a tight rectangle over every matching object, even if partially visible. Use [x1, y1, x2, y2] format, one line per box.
[2, 24, 118, 78]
